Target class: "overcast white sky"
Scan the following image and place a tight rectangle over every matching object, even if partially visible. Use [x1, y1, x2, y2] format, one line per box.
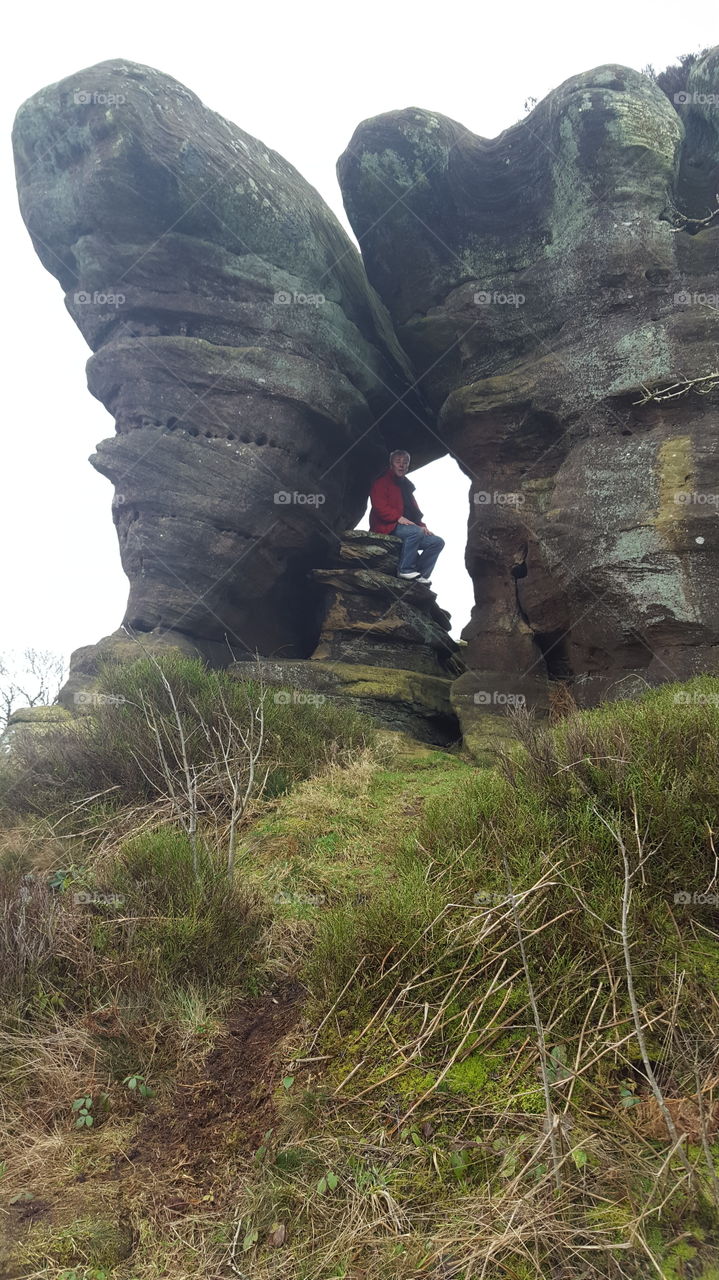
[2, 0, 715, 671]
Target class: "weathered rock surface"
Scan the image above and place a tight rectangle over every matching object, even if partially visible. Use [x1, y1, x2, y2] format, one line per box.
[338, 51, 719, 749]
[233, 658, 458, 745]
[310, 532, 463, 677]
[231, 530, 462, 742]
[13, 59, 436, 688]
[0, 705, 74, 753]
[13, 52, 719, 754]
[55, 627, 217, 711]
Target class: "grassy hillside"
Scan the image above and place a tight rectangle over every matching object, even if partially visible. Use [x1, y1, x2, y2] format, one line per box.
[1, 657, 718, 1279]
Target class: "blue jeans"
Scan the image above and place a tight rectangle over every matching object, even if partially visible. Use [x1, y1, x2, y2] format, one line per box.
[393, 523, 445, 578]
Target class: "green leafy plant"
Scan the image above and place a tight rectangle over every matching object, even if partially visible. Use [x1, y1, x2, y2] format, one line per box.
[72, 1096, 94, 1128]
[71, 1092, 109, 1128]
[123, 1072, 154, 1098]
[58, 1270, 110, 1280]
[400, 1124, 424, 1147]
[547, 1043, 571, 1084]
[243, 1226, 259, 1252]
[254, 1128, 274, 1162]
[316, 1171, 339, 1195]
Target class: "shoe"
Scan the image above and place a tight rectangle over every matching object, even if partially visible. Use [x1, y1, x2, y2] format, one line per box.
[417, 576, 432, 585]
[398, 570, 421, 579]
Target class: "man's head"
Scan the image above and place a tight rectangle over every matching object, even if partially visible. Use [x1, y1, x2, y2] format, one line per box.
[389, 449, 410, 477]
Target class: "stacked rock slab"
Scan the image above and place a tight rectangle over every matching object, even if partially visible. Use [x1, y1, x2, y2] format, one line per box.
[311, 530, 463, 677]
[231, 531, 463, 744]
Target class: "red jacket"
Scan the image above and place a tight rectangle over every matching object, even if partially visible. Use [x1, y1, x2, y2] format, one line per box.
[369, 469, 424, 534]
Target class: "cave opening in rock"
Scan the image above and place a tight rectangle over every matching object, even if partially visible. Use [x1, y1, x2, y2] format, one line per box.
[356, 452, 474, 641]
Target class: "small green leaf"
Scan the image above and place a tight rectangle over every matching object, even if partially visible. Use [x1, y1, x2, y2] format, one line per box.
[282, 1076, 294, 1091]
[242, 1227, 258, 1252]
[316, 1177, 327, 1195]
[572, 1148, 588, 1169]
[326, 1172, 339, 1190]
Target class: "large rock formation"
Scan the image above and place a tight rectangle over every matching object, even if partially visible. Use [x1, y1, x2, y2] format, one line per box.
[338, 51, 719, 744]
[13, 52, 719, 751]
[13, 60, 437, 679]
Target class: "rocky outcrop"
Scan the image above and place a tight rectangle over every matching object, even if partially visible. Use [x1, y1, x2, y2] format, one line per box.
[0, 705, 74, 753]
[338, 51, 719, 748]
[13, 52, 719, 755]
[13, 59, 437, 681]
[232, 530, 463, 743]
[310, 531, 462, 677]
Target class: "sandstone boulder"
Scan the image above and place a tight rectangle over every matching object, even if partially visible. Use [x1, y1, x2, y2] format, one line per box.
[338, 51, 719, 750]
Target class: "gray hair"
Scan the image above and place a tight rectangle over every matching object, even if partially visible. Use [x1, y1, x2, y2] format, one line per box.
[389, 449, 411, 462]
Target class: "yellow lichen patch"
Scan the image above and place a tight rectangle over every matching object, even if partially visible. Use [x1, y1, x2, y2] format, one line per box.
[655, 434, 694, 551]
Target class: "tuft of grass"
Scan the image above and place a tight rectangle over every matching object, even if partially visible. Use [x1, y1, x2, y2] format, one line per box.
[0, 650, 374, 820]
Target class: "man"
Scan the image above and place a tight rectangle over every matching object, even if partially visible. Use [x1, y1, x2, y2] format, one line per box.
[368, 450, 445, 583]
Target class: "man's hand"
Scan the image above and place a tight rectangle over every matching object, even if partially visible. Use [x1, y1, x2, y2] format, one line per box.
[397, 516, 419, 526]
[420, 523, 434, 535]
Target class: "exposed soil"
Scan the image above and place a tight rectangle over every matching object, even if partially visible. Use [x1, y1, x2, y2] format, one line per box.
[120, 980, 305, 1211]
[0, 983, 305, 1277]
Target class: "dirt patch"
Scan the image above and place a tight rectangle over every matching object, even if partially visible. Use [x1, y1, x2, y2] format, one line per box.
[124, 981, 304, 1210]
